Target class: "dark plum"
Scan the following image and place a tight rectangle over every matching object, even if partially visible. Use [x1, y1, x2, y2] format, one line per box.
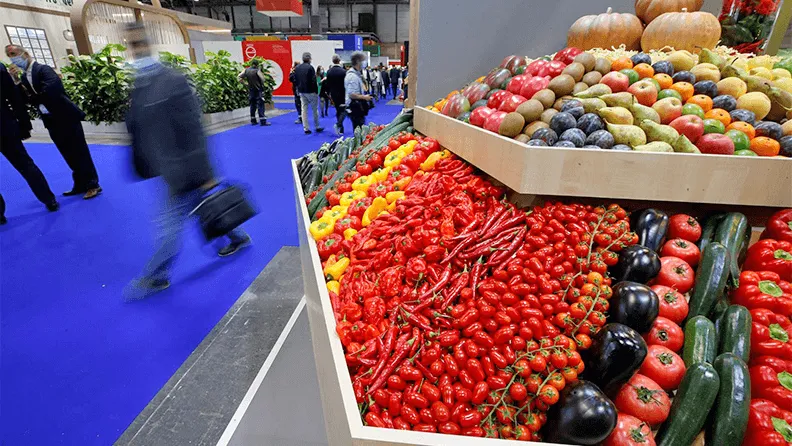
[612, 144, 632, 151]
[755, 121, 784, 140]
[712, 95, 737, 111]
[672, 71, 696, 84]
[779, 135, 792, 157]
[560, 128, 587, 147]
[526, 138, 548, 147]
[550, 112, 577, 135]
[652, 61, 674, 76]
[553, 140, 577, 148]
[631, 53, 652, 66]
[730, 109, 756, 126]
[532, 128, 558, 145]
[577, 113, 605, 134]
[693, 80, 718, 98]
[585, 129, 615, 149]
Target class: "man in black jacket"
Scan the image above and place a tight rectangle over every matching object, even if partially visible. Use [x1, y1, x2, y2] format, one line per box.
[390, 66, 400, 98]
[123, 22, 251, 301]
[324, 55, 347, 135]
[288, 62, 301, 125]
[0, 63, 58, 217]
[294, 52, 323, 134]
[6, 44, 101, 199]
[238, 59, 271, 126]
[380, 66, 390, 98]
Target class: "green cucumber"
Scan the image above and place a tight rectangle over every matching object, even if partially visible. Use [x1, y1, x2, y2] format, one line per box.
[699, 213, 726, 253]
[711, 298, 730, 339]
[713, 212, 749, 287]
[687, 242, 731, 321]
[656, 362, 720, 446]
[683, 316, 717, 367]
[706, 353, 750, 446]
[718, 305, 752, 362]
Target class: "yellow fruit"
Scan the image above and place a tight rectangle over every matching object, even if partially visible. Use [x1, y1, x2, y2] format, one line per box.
[691, 63, 721, 83]
[773, 68, 792, 80]
[717, 77, 748, 98]
[750, 67, 774, 80]
[774, 78, 792, 94]
[730, 57, 749, 71]
[782, 119, 792, 136]
[747, 55, 775, 70]
[667, 50, 698, 72]
[736, 91, 771, 120]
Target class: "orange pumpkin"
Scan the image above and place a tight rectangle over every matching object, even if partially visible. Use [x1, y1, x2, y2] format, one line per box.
[567, 8, 644, 51]
[635, 0, 704, 24]
[641, 9, 721, 53]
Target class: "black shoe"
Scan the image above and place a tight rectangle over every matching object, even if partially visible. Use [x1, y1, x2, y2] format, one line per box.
[63, 188, 87, 197]
[83, 187, 102, 200]
[251, 120, 258, 125]
[316, 127, 324, 133]
[46, 201, 60, 212]
[294, 119, 302, 124]
[0, 216, 6, 225]
[123, 278, 171, 301]
[304, 129, 312, 134]
[260, 121, 271, 126]
[218, 237, 251, 257]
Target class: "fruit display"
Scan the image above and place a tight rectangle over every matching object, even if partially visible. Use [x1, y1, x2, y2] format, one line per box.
[429, 45, 792, 157]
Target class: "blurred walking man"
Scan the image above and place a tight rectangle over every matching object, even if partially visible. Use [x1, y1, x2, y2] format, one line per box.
[325, 55, 347, 135]
[294, 52, 323, 134]
[6, 44, 102, 199]
[238, 59, 271, 126]
[123, 22, 251, 301]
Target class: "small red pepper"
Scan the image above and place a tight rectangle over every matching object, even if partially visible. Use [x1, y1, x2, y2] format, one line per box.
[754, 356, 792, 373]
[317, 233, 343, 260]
[762, 209, 792, 244]
[752, 365, 792, 411]
[732, 271, 792, 317]
[334, 215, 362, 236]
[744, 399, 792, 445]
[746, 239, 792, 282]
[348, 197, 372, 218]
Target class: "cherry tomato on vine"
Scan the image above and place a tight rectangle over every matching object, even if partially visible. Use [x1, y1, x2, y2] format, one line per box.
[509, 382, 528, 401]
[539, 385, 559, 405]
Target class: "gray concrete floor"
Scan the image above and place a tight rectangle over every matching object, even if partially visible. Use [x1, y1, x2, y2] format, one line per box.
[114, 246, 304, 446]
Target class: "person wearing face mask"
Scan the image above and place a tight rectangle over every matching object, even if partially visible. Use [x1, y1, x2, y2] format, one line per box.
[5, 44, 102, 200]
[123, 22, 251, 301]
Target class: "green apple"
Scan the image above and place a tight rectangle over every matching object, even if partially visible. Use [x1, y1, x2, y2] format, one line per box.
[703, 118, 726, 134]
[725, 129, 750, 151]
[658, 89, 683, 101]
[620, 69, 640, 85]
[682, 103, 705, 119]
[734, 149, 758, 156]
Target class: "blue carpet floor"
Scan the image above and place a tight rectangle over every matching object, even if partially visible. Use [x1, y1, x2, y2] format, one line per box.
[0, 102, 403, 445]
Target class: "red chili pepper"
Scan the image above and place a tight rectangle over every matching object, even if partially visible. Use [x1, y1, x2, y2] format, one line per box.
[732, 271, 792, 317]
[745, 239, 792, 281]
[762, 209, 792, 243]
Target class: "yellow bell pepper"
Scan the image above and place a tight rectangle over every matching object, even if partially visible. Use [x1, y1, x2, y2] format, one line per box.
[324, 207, 346, 222]
[420, 149, 451, 171]
[370, 167, 391, 183]
[384, 151, 404, 168]
[362, 197, 388, 227]
[352, 175, 374, 192]
[401, 140, 418, 155]
[343, 228, 358, 240]
[309, 216, 335, 240]
[386, 201, 397, 212]
[326, 280, 340, 295]
[385, 191, 405, 204]
[340, 190, 365, 206]
[323, 255, 349, 281]
[392, 176, 412, 191]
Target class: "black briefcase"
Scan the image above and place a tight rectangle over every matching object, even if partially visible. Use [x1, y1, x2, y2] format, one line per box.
[191, 183, 257, 241]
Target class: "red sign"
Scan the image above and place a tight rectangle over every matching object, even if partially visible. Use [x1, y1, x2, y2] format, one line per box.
[242, 41, 294, 96]
[256, 0, 302, 17]
[287, 35, 312, 41]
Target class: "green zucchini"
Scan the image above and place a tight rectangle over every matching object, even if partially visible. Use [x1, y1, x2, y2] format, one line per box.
[655, 362, 720, 446]
[711, 298, 730, 339]
[687, 242, 731, 321]
[699, 213, 726, 253]
[706, 353, 750, 446]
[713, 212, 749, 287]
[683, 316, 717, 367]
[718, 305, 752, 362]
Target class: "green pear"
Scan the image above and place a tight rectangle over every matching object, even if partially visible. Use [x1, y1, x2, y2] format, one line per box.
[699, 48, 726, 70]
[601, 92, 635, 108]
[721, 64, 747, 79]
[574, 83, 612, 99]
[743, 75, 773, 95]
[599, 107, 633, 125]
[672, 135, 702, 154]
[769, 87, 792, 109]
[630, 103, 661, 124]
[634, 141, 674, 152]
[639, 119, 679, 145]
[579, 98, 607, 113]
[606, 122, 646, 147]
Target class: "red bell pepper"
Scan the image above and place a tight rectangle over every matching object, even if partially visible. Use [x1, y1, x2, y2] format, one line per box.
[762, 209, 792, 243]
[334, 216, 362, 236]
[317, 233, 344, 260]
[752, 308, 792, 361]
[743, 399, 792, 445]
[348, 197, 372, 218]
[746, 239, 792, 281]
[752, 365, 792, 411]
[754, 356, 792, 373]
[553, 47, 583, 65]
[732, 271, 792, 317]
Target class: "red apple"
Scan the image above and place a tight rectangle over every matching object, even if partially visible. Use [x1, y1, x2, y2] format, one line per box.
[469, 106, 495, 127]
[600, 72, 630, 93]
[627, 81, 658, 106]
[483, 111, 508, 133]
[696, 133, 735, 155]
[506, 74, 532, 95]
[652, 97, 683, 124]
[499, 94, 528, 112]
[669, 115, 705, 143]
[486, 90, 513, 110]
[462, 82, 491, 104]
[519, 76, 550, 100]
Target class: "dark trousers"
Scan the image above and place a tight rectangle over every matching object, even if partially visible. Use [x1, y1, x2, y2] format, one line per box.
[349, 110, 365, 131]
[249, 89, 266, 123]
[335, 104, 347, 132]
[42, 115, 99, 190]
[293, 93, 302, 120]
[391, 83, 398, 98]
[0, 193, 5, 219]
[1, 136, 56, 205]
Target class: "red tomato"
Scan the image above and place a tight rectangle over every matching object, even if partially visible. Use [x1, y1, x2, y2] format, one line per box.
[388, 139, 401, 150]
[650, 285, 689, 324]
[356, 162, 373, 176]
[668, 214, 701, 242]
[643, 316, 684, 352]
[602, 413, 656, 446]
[660, 238, 700, 267]
[614, 374, 671, 426]
[655, 256, 694, 294]
[398, 133, 414, 144]
[366, 153, 383, 169]
[639, 345, 686, 391]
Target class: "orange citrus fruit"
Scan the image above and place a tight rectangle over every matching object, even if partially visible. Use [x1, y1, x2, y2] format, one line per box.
[670, 82, 695, 101]
[634, 63, 654, 79]
[687, 95, 714, 113]
[750, 136, 781, 156]
[654, 73, 673, 89]
[704, 108, 731, 127]
[727, 121, 756, 139]
[611, 57, 634, 71]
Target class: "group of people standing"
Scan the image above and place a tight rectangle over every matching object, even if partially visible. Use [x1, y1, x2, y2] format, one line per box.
[363, 64, 407, 101]
[288, 51, 373, 136]
[1, 44, 102, 223]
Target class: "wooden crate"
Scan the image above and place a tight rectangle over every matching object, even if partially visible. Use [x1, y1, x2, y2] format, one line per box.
[414, 107, 792, 209]
[292, 161, 572, 446]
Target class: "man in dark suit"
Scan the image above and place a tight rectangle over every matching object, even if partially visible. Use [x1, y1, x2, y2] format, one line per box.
[0, 62, 58, 217]
[380, 66, 390, 98]
[325, 55, 347, 135]
[288, 61, 302, 125]
[390, 66, 400, 98]
[294, 52, 323, 134]
[6, 44, 101, 199]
